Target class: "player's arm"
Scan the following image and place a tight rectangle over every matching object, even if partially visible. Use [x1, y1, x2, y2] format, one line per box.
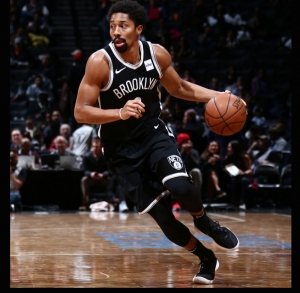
[74, 51, 120, 124]
[154, 44, 225, 103]
[74, 51, 145, 124]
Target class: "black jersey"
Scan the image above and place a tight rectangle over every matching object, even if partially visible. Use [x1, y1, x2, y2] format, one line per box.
[98, 40, 163, 142]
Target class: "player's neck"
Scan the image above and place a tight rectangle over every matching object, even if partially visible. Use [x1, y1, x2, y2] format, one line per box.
[116, 41, 140, 65]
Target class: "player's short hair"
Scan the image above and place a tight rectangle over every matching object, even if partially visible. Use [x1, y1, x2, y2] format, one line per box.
[107, 0, 147, 28]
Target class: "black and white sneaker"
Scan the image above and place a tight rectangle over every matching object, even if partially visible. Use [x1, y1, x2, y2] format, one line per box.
[192, 257, 219, 284]
[194, 217, 239, 251]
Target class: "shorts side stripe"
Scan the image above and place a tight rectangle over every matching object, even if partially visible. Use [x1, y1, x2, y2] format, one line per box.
[138, 190, 170, 215]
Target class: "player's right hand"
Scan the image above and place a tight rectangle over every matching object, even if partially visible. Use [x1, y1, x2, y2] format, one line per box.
[121, 99, 145, 119]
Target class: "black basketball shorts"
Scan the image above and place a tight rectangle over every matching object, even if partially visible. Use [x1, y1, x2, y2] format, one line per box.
[102, 124, 189, 213]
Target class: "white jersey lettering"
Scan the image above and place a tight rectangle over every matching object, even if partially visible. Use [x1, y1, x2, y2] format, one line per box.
[139, 77, 144, 89]
[113, 89, 123, 99]
[113, 77, 158, 99]
[126, 80, 133, 92]
[132, 78, 138, 90]
[119, 84, 129, 96]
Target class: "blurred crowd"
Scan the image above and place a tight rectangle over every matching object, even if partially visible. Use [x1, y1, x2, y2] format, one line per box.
[10, 0, 291, 212]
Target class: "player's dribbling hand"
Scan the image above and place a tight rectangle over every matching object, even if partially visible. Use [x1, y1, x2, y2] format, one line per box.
[223, 89, 247, 107]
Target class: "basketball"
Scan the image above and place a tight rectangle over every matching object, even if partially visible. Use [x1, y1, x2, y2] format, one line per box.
[204, 92, 247, 136]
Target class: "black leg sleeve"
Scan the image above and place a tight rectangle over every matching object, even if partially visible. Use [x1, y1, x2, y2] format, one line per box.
[164, 176, 203, 213]
[147, 198, 192, 247]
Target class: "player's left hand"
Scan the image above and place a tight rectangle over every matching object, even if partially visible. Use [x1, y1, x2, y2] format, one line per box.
[224, 90, 247, 107]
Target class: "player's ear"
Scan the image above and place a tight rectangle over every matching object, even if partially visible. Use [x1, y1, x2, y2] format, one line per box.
[136, 25, 143, 35]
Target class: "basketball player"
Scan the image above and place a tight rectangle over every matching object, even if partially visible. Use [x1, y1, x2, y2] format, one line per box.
[74, 0, 243, 284]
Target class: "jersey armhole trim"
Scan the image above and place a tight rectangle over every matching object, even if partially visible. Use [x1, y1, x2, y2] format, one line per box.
[99, 49, 113, 91]
[147, 41, 163, 79]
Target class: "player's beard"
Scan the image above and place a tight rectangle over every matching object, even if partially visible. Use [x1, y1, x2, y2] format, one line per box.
[112, 37, 128, 53]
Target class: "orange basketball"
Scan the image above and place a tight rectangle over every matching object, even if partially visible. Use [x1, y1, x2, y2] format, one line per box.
[204, 92, 248, 136]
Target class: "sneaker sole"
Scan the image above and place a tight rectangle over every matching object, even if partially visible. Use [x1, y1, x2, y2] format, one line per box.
[192, 260, 219, 284]
[194, 225, 240, 251]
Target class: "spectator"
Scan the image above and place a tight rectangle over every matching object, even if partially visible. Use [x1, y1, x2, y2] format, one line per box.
[95, 0, 112, 46]
[177, 36, 195, 60]
[244, 123, 264, 150]
[242, 91, 256, 119]
[66, 49, 86, 132]
[48, 123, 73, 151]
[205, 6, 219, 28]
[37, 110, 51, 131]
[248, 135, 282, 168]
[223, 5, 246, 27]
[207, 126, 247, 158]
[226, 75, 247, 97]
[225, 29, 237, 49]
[236, 24, 252, 44]
[24, 118, 36, 139]
[155, 18, 169, 41]
[177, 133, 202, 190]
[209, 77, 223, 92]
[36, 54, 58, 96]
[79, 139, 112, 211]
[213, 2, 227, 37]
[10, 40, 33, 68]
[18, 137, 41, 167]
[58, 76, 71, 121]
[31, 11, 53, 40]
[31, 128, 47, 152]
[223, 65, 237, 88]
[197, 23, 217, 56]
[11, 26, 29, 48]
[69, 124, 98, 157]
[268, 124, 288, 152]
[10, 0, 22, 22]
[213, 36, 229, 59]
[25, 74, 54, 118]
[247, 6, 267, 39]
[10, 148, 27, 212]
[147, 0, 167, 20]
[161, 95, 177, 117]
[279, 34, 291, 50]
[43, 110, 62, 149]
[159, 108, 177, 138]
[10, 128, 23, 151]
[30, 94, 51, 124]
[26, 21, 50, 54]
[10, 74, 26, 102]
[199, 140, 226, 203]
[223, 140, 252, 210]
[10, 9, 21, 43]
[20, 0, 50, 25]
[50, 135, 74, 156]
[276, 116, 291, 146]
[250, 68, 268, 98]
[183, 0, 207, 31]
[176, 108, 207, 155]
[251, 105, 269, 131]
[107, 175, 135, 212]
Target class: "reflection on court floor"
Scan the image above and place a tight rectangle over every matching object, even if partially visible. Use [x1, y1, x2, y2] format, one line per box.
[95, 231, 291, 249]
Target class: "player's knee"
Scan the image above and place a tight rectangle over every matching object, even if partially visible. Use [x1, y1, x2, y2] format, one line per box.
[164, 176, 192, 199]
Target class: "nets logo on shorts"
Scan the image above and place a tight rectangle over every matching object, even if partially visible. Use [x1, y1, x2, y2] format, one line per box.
[167, 155, 183, 170]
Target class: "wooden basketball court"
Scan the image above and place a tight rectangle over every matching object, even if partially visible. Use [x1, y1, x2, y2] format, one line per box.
[10, 209, 291, 288]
